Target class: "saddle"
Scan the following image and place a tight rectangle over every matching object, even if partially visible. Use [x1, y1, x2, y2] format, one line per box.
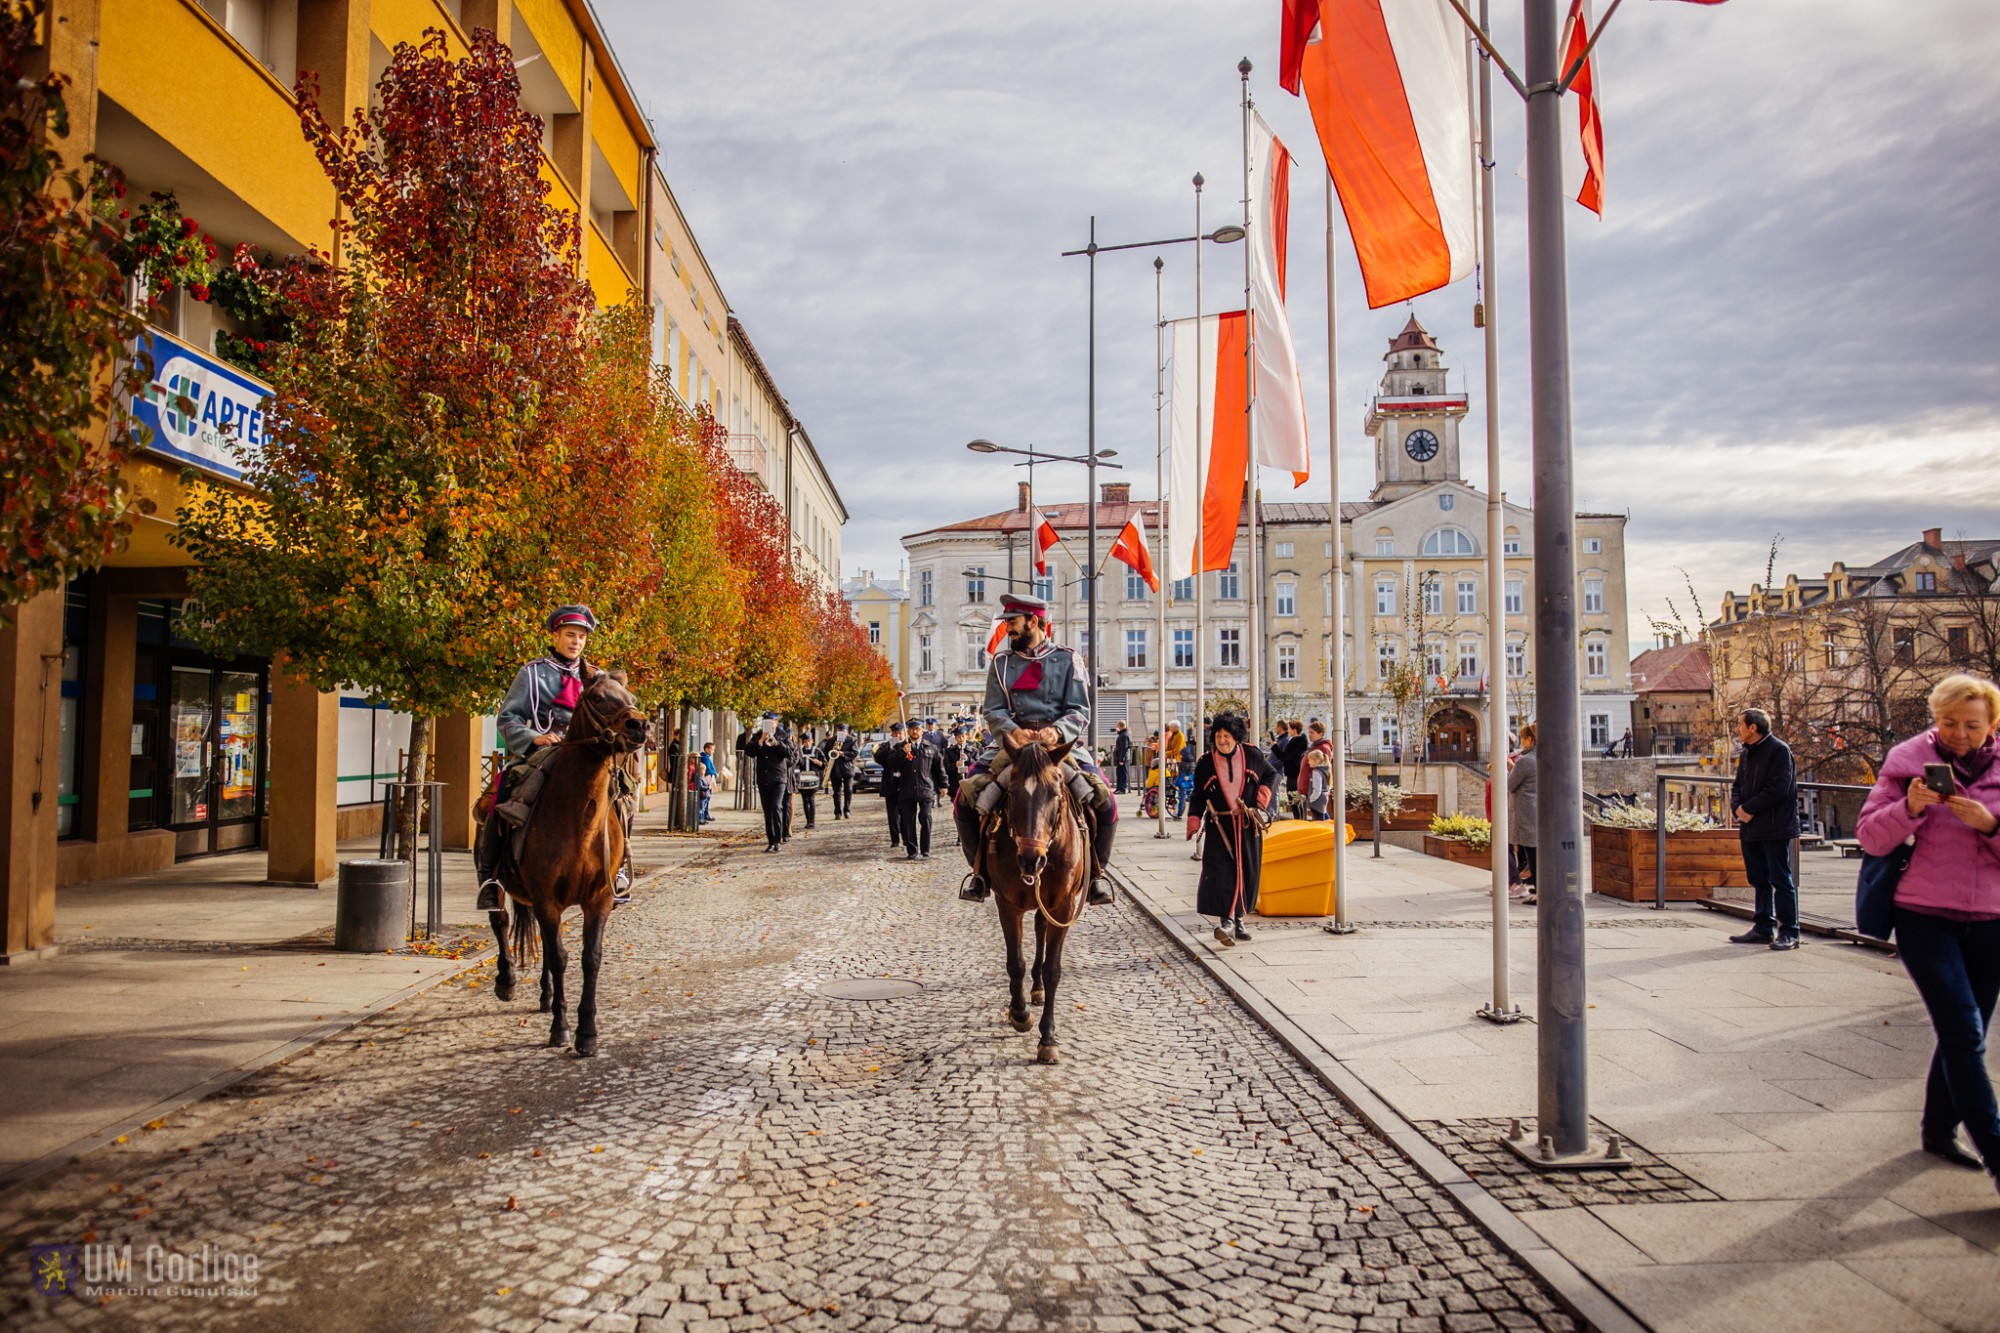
[959, 750, 1111, 816]
[485, 746, 634, 873]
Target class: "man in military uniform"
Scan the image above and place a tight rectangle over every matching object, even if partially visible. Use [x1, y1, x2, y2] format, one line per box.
[953, 592, 1116, 906]
[476, 605, 634, 910]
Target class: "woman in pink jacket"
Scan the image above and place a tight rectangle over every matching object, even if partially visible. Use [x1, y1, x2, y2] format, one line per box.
[1857, 672, 2000, 1191]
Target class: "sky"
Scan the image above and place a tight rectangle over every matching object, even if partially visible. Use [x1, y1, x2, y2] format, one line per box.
[598, 0, 2000, 646]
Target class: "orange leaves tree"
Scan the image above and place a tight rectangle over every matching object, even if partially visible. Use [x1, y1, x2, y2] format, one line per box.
[792, 589, 899, 729]
[172, 29, 594, 790]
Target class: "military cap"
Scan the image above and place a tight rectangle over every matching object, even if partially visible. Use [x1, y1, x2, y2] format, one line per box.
[547, 604, 597, 632]
[998, 592, 1050, 620]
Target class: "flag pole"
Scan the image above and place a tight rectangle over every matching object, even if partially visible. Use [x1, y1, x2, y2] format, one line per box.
[1476, 0, 1521, 1022]
[1194, 172, 1207, 757]
[1324, 171, 1354, 936]
[1241, 58, 1264, 744]
[1155, 255, 1170, 839]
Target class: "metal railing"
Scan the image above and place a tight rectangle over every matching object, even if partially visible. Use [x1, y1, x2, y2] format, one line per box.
[1647, 772, 1873, 911]
[379, 781, 446, 939]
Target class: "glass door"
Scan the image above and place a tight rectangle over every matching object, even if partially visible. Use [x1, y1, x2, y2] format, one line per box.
[170, 666, 215, 856]
[215, 670, 263, 850]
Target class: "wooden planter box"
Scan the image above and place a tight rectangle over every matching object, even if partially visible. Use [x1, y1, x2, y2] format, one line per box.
[1346, 792, 1439, 838]
[1590, 826, 1751, 901]
[1423, 835, 1492, 869]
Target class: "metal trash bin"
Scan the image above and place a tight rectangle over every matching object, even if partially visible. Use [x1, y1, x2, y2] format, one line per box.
[336, 859, 408, 953]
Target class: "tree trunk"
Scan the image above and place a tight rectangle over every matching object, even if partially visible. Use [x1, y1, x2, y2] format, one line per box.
[398, 713, 433, 862]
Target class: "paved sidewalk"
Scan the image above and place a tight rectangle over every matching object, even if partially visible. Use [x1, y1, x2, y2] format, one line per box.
[1112, 801, 2000, 1333]
[0, 805, 752, 1189]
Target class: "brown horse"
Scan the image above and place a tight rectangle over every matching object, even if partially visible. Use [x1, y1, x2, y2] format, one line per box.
[982, 732, 1092, 1064]
[485, 665, 650, 1056]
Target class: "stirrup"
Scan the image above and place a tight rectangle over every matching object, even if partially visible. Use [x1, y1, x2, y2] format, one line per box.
[1087, 875, 1113, 905]
[958, 872, 990, 903]
[476, 878, 503, 912]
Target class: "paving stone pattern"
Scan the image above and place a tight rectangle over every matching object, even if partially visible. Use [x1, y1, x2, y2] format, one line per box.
[1415, 1120, 1722, 1213]
[3, 813, 1575, 1333]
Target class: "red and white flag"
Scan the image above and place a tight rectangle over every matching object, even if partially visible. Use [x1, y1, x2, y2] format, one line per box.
[1557, 0, 1606, 214]
[1167, 311, 1250, 581]
[1281, 0, 1476, 308]
[986, 618, 1008, 657]
[1108, 517, 1159, 593]
[1249, 113, 1311, 487]
[1029, 507, 1062, 576]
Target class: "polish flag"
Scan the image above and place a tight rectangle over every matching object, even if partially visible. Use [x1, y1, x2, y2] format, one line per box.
[986, 618, 1008, 657]
[1249, 113, 1311, 488]
[1108, 517, 1159, 593]
[1281, 0, 1476, 308]
[1030, 507, 1062, 576]
[1560, 0, 1605, 214]
[1167, 311, 1250, 582]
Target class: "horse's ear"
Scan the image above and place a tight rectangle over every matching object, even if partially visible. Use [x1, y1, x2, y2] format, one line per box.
[999, 729, 1023, 758]
[1047, 739, 1075, 767]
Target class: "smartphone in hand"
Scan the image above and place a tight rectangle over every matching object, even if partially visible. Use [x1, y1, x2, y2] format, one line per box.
[1923, 763, 1956, 797]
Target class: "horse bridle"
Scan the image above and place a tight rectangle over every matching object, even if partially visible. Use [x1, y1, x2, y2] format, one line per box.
[1006, 758, 1088, 927]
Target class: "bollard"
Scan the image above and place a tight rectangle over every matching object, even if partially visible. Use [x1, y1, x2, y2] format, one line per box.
[335, 859, 408, 953]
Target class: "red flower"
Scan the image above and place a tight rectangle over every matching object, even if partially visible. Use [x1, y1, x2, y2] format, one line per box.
[191, 284, 211, 302]
[179, 217, 197, 238]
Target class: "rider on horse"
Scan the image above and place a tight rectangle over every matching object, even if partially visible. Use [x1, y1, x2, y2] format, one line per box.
[475, 604, 634, 911]
[953, 592, 1117, 907]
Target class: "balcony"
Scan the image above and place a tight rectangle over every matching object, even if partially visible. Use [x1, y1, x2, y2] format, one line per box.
[724, 433, 771, 484]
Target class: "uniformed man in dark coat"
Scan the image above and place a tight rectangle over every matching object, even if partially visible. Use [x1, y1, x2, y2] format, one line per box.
[828, 726, 858, 819]
[743, 714, 798, 852]
[876, 723, 905, 849]
[884, 724, 949, 858]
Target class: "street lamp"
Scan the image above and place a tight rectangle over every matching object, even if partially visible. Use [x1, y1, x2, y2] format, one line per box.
[1059, 216, 1243, 753]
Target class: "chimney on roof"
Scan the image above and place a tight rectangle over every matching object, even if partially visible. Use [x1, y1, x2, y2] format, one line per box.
[1923, 527, 1942, 549]
[1100, 482, 1131, 504]
[1018, 482, 1031, 512]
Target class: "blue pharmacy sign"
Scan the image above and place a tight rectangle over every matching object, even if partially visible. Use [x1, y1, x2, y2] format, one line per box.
[131, 330, 272, 483]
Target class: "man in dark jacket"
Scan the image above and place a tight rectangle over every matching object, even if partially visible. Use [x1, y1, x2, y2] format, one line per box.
[1113, 721, 1133, 792]
[828, 727, 858, 819]
[1728, 708, 1802, 949]
[743, 716, 798, 853]
[876, 724, 904, 849]
[884, 725, 949, 859]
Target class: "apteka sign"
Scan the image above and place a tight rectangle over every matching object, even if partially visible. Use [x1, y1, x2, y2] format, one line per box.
[132, 330, 271, 484]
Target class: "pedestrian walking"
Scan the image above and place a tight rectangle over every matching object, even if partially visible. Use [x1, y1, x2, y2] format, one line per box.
[877, 722, 905, 848]
[796, 730, 820, 831]
[1857, 673, 2000, 1190]
[1508, 723, 1539, 905]
[1620, 726, 1635, 757]
[1728, 708, 1802, 949]
[1188, 713, 1276, 946]
[886, 721, 948, 858]
[744, 714, 798, 853]
[1113, 720, 1133, 793]
[828, 725, 858, 819]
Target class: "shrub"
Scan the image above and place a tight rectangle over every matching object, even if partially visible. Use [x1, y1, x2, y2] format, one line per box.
[1429, 813, 1492, 849]
[1589, 803, 1719, 832]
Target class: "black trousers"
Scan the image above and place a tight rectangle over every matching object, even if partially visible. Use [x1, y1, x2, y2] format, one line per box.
[831, 772, 853, 817]
[799, 788, 817, 827]
[1115, 760, 1129, 792]
[897, 797, 934, 855]
[883, 785, 901, 842]
[759, 781, 787, 847]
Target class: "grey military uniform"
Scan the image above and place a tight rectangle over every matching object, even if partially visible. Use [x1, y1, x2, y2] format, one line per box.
[976, 641, 1090, 768]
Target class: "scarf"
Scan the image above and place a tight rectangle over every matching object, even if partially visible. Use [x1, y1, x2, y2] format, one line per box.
[1934, 728, 1998, 789]
[1216, 746, 1246, 813]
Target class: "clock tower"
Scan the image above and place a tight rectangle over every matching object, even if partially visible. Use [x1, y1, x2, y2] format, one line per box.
[1365, 314, 1468, 501]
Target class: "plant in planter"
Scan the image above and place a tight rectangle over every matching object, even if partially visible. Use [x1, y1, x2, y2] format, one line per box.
[210, 245, 293, 378]
[1588, 803, 1748, 900]
[112, 191, 219, 300]
[1428, 812, 1492, 849]
[1344, 770, 1408, 817]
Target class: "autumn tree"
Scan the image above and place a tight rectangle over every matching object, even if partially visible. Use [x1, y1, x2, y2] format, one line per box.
[172, 29, 594, 819]
[790, 590, 898, 729]
[0, 2, 154, 610]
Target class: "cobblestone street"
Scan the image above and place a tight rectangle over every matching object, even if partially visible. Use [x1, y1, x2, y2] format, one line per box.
[3, 807, 1573, 1333]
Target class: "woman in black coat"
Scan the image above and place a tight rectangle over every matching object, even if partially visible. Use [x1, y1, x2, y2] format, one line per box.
[1186, 713, 1278, 947]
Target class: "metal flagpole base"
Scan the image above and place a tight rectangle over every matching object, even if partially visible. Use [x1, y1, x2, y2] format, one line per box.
[1477, 1003, 1527, 1025]
[1501, 1119, 1635, 1171]
[1321, 922, 1358, 935]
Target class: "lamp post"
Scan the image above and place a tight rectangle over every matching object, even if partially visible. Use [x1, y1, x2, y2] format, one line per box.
[965, 439, 1120, 751]
[1063, 216, 1243, 758]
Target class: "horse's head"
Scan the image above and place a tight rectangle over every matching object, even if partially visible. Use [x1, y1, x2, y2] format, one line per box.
[569, 662, 651, 753]
[999, 730, 1074, 884]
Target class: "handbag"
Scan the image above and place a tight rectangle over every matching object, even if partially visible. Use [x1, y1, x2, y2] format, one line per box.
[1854, 837, 1915, 941]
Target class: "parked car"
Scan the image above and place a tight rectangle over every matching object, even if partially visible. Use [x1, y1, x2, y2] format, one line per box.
[857, 758, 884, 793]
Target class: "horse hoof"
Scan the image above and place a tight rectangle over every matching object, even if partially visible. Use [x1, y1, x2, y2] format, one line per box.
[1008, 1014, 1031, 1033]
[494, 981, 515, 1003]
[547, 1030, 570, 1049]
[1030, 988, 1045, 1005]
[1036, 1044, 1061, 1065]
[574, 1035, 598, 1058]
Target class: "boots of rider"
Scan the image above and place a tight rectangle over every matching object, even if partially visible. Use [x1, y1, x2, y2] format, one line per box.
[954, 799, 989, 902]
[475, 817, 504, 912]
[1088, 804, 1116, 905]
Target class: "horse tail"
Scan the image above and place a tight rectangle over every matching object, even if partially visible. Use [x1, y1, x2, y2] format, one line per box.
[511, 899, 539, 969]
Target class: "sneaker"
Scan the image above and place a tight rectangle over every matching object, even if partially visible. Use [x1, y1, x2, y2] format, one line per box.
[1770, 935, 1801, 951]
[1728, 929, 1774, 945]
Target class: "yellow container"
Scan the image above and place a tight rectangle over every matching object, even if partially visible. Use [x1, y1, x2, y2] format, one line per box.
[1256, 820, 1343, 916]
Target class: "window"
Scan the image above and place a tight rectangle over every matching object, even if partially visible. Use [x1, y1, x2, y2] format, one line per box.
[1324, 579, 1334, 616]
[1218, 562, 1240, 599]
[966, 567, 986, 603]
[1424, 639, 1446, 676]
[919, 570, 933, 606]
[1505, 577, 1525, 616]
[1422, 527, 1477, 556]
[1781, 640, 1801, 669]
[1894, 627, 1915, 663]
[1170, 575, 1194, 601]
[1375, 530, 1395, 556]
[1589, 713, 1611, 748]
[1324, 541, 1334, 557]
[1457, 578, 1477, 615]
[1125, 628, 1148, 669]
[1277, 643, 1298, 680]
[1507, 640, 1526, 678]
[965, 635, 987, 671]
[1583, 577, 1605, 615]
[1275, 541, 1294, 558]
[1458, 643, 1479, 679]
[1081, 575, 1100, 603]
[1033, 572, 1054, 601]
[1583, 537, 1602, 554]
[1503, 531, 1521, 555]
[1218, 627, 1242, 666]
[1586, 639, 1608, 677]
[1172, 628, 1195, 668]
[1077, 631, 1092, 663]
[1424, 580, 1444, 616]
[1378, 638, 1400, 680]
[1379, 715, 1401, 748]
[1949, 626, 1971, 663]
[919, 635, 933, 673]
[1357, 716, 1373, 737]
[1916, 571, 1937, 592]
[1376, 581, 1397, 616]
[1275, 582, 1296, 617]
[868, 621, 881, 645]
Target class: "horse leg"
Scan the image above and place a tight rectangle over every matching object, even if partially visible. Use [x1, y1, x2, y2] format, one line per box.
[490, 910, 516, 1002]
[573, 905, 607, 1057]
[1030, 910, 1047, 1005]
[1037, 924, 1069, 1064]
[539, 908, 570, 1048]
[1000, 902, 1031, 1033]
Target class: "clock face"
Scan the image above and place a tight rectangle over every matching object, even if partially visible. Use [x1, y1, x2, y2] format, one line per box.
[1404, 429, 1440, 462]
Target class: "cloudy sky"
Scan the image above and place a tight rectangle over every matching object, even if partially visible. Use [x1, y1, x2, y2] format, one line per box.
[600, 0, 2000, 643]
